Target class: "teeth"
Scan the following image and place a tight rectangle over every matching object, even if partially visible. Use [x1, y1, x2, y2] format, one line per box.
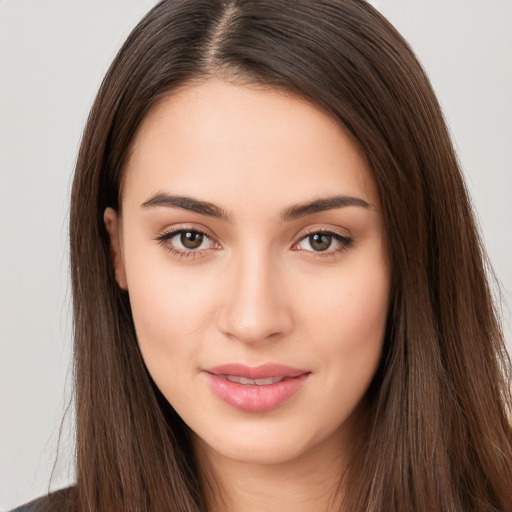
[224, 375, 285, 385]
[254, 377, 277, 385]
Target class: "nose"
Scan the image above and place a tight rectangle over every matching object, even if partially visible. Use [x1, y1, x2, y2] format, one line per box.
[217, 248, 294, 345]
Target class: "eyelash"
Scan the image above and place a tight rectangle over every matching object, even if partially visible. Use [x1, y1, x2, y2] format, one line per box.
[155, 226, 217, 260]
[154, 226, 353, 260]
[293, 228, 353, 258]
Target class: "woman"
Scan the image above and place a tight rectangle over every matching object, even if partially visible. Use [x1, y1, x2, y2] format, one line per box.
[13, 0, 512, 511]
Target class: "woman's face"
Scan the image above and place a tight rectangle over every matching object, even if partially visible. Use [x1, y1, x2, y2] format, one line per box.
[105, 79, 390, 467]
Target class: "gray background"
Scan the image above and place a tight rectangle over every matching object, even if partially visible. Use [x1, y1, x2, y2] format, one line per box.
[1, 1, 511, 509]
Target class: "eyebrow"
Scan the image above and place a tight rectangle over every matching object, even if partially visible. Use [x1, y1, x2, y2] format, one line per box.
[141, 192, 370, 221]
[141, 193, 232, 221]
[281, 195, 370, 220]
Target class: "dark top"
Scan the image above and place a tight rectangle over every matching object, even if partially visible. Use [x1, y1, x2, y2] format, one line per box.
[10, 487, 74, 512]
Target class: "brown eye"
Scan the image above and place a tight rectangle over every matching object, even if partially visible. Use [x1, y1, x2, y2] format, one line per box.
[295, 230, 353, 255]
[180, 231, 203, 249]
[156, 227, 218, 257]
[309, 233, 332, 251]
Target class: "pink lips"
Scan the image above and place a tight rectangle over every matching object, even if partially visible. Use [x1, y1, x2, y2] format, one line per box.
[203, 363, 310, 412]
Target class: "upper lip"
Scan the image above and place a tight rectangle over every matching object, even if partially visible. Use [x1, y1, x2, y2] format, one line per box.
[204, 363, 308, 379]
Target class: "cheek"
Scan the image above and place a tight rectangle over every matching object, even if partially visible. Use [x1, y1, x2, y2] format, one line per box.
[297, 251, 389, 391]
[124, 253, 218, 370]
[300, 256, 389, 343]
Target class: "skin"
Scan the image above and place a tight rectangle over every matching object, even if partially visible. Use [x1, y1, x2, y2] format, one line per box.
[105, 79, 390, 511]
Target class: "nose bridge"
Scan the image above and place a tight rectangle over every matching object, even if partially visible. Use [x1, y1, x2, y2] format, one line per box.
[218, 243, 292, 343]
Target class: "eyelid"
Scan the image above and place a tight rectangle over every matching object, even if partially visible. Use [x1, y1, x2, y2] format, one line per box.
[156, 223, 216, 239]
[296, 225, 351, 240]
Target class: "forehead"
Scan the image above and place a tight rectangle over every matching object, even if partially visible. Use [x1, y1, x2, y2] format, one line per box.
[121, 79, 379, 214]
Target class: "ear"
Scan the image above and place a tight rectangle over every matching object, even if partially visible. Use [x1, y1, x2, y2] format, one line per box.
[104, 207, 128, 290]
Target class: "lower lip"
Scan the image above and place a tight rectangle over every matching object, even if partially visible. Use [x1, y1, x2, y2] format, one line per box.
[204, 372, 310, 412]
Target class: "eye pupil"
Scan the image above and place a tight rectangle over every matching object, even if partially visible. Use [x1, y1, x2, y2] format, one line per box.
[181, 231, 203, 249]
[310, 233, 332, 251]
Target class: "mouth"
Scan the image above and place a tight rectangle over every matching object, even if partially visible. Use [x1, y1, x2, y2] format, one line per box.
[203, 363, 310, 412]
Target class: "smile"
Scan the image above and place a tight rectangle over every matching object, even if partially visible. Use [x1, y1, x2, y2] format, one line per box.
[203, 364, 310, 412]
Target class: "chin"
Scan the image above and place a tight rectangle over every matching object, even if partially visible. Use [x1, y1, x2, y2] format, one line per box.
[195, 433, 311, 466]
[191, 413, 351, 468]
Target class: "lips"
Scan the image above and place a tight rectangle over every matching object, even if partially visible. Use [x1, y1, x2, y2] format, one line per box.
[203, 363, 310, 412]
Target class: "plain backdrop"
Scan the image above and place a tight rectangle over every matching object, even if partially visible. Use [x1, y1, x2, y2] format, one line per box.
[1, 1, 511, 509]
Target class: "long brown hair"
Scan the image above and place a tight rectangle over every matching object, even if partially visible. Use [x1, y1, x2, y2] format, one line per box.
[68, 1, 512, 510]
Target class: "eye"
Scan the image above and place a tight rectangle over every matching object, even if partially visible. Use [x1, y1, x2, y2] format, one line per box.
[175, 230, 207, 249]
[294, 230, 353, 256]
[155, 227, 219, 258]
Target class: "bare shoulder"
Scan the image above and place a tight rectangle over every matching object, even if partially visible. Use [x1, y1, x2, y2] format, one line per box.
[10, 487, 75, 512]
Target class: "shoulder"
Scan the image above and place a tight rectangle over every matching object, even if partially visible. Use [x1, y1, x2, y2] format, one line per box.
[9, 487, 75, 512]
